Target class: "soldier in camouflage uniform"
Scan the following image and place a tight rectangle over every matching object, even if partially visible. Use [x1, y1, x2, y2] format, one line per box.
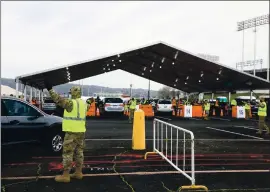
[46, 83, 90, 183]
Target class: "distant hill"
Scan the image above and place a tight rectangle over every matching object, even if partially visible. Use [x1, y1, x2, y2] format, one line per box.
[1, 78, 158, 98]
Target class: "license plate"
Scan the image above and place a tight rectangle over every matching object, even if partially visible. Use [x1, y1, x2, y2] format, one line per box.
[164, 106, 167, 108]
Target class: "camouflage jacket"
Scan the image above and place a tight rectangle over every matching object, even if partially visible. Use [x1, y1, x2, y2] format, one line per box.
[49, 89, 90, 113]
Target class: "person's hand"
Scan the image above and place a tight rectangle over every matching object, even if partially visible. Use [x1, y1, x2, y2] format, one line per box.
[45, 81, 53, 91]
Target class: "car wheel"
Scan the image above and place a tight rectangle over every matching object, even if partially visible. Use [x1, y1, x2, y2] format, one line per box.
[51, 134, 64, 153]
[45, 130, 64, 154]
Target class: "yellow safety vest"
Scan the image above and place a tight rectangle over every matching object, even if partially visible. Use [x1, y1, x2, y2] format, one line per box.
[245, 103, 251, 110]
[62, 99, 87, 132]
[231, 99, 237, 106]
[258, 102, 267, 117]
[204, 103, 210, 111]
[129, 100, 137, 109]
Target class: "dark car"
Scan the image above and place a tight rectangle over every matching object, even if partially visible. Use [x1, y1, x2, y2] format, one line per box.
[1, 96, 64, 154]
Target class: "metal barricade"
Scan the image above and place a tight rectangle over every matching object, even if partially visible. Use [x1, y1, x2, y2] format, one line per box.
[144, 118, 208, 191]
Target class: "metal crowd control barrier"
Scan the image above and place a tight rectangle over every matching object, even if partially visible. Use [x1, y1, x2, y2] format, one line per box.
[144, 118, 208, 191]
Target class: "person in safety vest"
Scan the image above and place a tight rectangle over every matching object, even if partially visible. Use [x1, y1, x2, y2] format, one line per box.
[171, 97, 177, 115]
[45, 83, 90, 183]
[128, 98, 137, 123]
[141, 98, 146, 105]
[231, 99, 237, 106]
[203, 100, 210, 120]
[244, 101, 251, 120]
[257, 98, 270, 135]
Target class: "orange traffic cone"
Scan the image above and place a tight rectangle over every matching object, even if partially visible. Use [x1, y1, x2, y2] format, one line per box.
[96, 108, 100, 117]
[212, 109, 216, 116]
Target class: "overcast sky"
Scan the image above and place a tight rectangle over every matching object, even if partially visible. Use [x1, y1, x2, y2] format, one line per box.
[2, 1, 269, 90]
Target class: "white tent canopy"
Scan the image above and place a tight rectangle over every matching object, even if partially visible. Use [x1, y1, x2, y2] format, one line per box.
[1, 85, 22, 96]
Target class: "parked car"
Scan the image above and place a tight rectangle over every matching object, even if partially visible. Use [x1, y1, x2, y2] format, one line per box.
[42, 98, 57, 114]
[155, 99, 173, 113]
[235, 96, 258, 116]
[100, 97, 124, 114]
[1, 96, 64, 154]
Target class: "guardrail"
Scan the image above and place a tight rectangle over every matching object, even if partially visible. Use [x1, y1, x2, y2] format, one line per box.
[144, 118, 208, 191]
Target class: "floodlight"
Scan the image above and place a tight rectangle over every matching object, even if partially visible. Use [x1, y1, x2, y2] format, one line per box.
[216, 77, 219, 81]
[200, 71, 204, 77]
[174, 51, 178, 59]
[172, 62, 175, 65]
[161, 57, 165, 63]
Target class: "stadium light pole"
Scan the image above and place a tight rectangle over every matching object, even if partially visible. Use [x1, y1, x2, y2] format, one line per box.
[147, 79, 150, 101]
[237, 14, 269, 76]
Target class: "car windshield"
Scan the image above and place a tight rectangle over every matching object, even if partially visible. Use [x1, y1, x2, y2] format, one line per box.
[105, 98, 123, 103]
[159, 100, 171, 104]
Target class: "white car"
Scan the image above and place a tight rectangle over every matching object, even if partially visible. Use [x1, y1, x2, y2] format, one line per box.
[156, 99, 173, 113]
[101, 97, 124, 113]
[42, 98, 56, 113]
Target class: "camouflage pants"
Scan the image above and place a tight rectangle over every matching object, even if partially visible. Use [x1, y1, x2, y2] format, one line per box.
[62, 132, 85, 171]
[258, 116, 270, 134]
[245, 109, 250, 119]
[129, 109, 135, 121]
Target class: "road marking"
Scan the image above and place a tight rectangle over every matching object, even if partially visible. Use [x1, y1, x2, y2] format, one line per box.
[205, 127, 264, 140]
[85, 138, 270, 142]
[2, 169, 269, 180]
[233, 125, 266, 132]
[154, 116, 172, 121]
[210, 117, 231, 121]
[189, 117, 202, 121]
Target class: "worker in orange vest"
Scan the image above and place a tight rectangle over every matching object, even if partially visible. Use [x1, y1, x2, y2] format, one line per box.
[172, 97, 177, 115]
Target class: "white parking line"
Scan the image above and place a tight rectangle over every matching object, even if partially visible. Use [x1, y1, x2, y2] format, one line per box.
[154, 116, 172, 121]
[205, 127, 263, 140]
[210, 117, 231, 121]
[2, 169, 270, 180]
[233, 125, 266, 132]
[189, 117, 202, 121]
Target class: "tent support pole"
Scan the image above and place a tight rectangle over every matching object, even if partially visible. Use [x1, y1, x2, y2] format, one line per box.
[30, 87, 33, 102]
[24, 85, 27, 101]
[15, 79, 19, 98]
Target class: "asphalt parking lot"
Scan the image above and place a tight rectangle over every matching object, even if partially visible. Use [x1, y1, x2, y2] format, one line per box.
[2, 115, 270, 192]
